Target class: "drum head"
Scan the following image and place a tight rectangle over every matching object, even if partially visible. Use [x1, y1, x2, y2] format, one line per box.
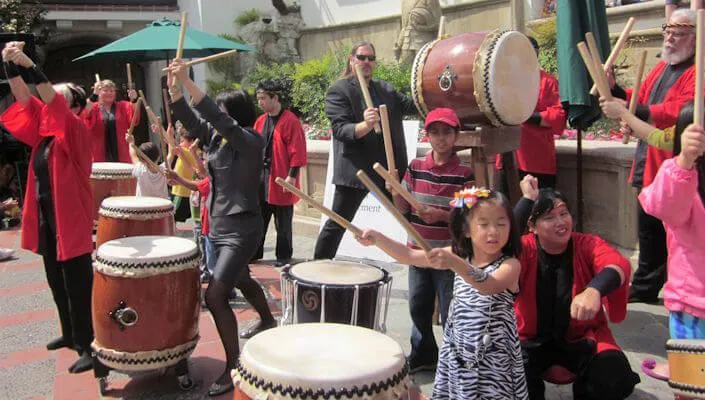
[91, 162, 134, 178]
[290, 260, 385, 286]
[236, 323, 408, 397]
[95, 235, 199, 277]
[100, 196, 173, 212]
[474, 30, 540, 126]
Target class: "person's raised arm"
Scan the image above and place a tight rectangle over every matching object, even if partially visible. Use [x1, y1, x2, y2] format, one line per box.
[125, 132, 139, 164]
[600, 97, 659, 142]
[2, 43, 31, 105]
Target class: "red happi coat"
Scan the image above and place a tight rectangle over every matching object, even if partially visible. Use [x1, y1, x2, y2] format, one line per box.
[515, 233, 632, 354]
[83, 100, 137, 163]
[253, 109, 308, 206]
[0, 95, 93, 261]
[626, 61, 695, 188]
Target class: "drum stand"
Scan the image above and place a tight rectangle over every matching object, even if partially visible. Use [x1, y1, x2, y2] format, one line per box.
[93, 356, 194, 395]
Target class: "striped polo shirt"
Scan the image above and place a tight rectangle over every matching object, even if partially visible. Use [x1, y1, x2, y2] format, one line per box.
[402, 151, 474, 249]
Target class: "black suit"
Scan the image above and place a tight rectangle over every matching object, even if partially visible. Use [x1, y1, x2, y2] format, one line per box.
[314, 76, 417, 260]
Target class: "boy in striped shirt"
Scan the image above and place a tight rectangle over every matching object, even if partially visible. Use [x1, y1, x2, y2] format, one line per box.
[395, 107, 474, 373]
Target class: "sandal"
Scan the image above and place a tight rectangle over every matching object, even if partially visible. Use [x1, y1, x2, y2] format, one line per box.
[641, 358, 669, 381]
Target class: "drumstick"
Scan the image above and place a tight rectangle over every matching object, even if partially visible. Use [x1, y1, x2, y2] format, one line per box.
[354, 64, 381, 134]
[138, 90, 170, 154]
[585, 32, 612, 100]
[95, 74, 101, 84]
[131, 143, 159, 173]
[437, 16, 446, 40]
[356, 170, 432, 252]
[126, 97, 143, 138]
[695, 10, 705, 127]
[162, 88, 173, 127]
[623, 50, 647, 144]
[373, 163, 424, 211]
[126, 63, 133, 89]
[379, 105, 396, 177]
[577, 42, 608, 99]
[589, 17, 636, 96]
[172, 11, 188, 86]
[160, 49, 239, 71]
[275, 177, 363, 236]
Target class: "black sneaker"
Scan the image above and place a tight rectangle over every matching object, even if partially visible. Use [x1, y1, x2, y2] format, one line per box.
[407, 356, 436, 374]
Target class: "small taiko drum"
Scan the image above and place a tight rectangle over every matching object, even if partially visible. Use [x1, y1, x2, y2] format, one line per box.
[96, 196, 175, 248]
[411, 30, 540, 127]
[233, 323, 411, 400]
[280, 260, 392, 331]
[91, 236, 200, 372]
[666, 339, 705, 399]
[90, 162, 136, 223]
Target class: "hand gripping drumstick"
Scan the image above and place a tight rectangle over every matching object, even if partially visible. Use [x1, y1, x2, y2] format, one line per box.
[585, 33, 612, 100]
[356, 170, 432, 252]
[354, 64, 381, 134]
[589, 17, 636, 96]
[275, 177, 363, 237]
[695, 10, 705, 127]
[622, 50, 647, 144]
[161, 49, 239, 72]
[373, 163, 424, 211]
[378, 105, 396, 178]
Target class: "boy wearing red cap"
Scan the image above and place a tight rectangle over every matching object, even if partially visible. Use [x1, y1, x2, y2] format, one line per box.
[395, 107, 474, 373]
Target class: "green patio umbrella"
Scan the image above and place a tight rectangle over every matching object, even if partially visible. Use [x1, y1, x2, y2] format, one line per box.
[73, 18, 254, 62]
[556, 0, 611, 231]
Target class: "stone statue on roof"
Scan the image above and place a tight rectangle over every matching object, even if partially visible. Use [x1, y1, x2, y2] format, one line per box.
[394, 0, 442, 64]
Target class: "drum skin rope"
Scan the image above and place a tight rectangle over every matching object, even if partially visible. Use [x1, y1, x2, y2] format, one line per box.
[92, 336, 199, 371]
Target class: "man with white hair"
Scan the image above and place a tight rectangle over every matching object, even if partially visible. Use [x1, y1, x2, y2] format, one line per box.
[609, 8, 696, 304]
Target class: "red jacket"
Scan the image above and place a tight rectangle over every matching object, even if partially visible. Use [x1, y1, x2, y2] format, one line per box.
[496, 71, 566, 174]
[515, 233, 631, 354]
[1, 95, 94, 261]
[254, 109, 308, 205]
[83, 100, 137, 163]
[626, 60, 695, 188]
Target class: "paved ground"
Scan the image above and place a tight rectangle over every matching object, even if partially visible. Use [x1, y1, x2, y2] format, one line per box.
[0, 224, 675, 399]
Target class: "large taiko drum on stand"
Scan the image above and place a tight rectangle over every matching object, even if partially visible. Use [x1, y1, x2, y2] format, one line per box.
[411, 30, 540, 127]
[91, 236, 200, 372]
[90, 163, 136, 223]
[233, 323, 411, 400]
[280, 260, 392, 331]
[96, 196, 175, 248]
[666, 339, 705, 399]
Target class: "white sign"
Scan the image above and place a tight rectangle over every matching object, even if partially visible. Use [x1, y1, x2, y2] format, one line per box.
[320, 120, 421, 262]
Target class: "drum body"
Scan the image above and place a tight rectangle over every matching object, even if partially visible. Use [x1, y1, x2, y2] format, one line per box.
[666, 339, 705, 399]
[233, 323, 410, 400]
[90, 163, 136, 223]
[92, 236, 200, 371]
[96, 196, 175, 248]
[280, 260, 392, 331]
[411, 30, 540, 127]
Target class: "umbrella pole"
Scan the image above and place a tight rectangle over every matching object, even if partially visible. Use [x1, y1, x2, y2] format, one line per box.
[576, 126, 583, 232]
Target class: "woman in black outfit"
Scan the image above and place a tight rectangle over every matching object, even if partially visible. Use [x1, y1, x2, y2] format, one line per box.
[167, 59, 276, 397]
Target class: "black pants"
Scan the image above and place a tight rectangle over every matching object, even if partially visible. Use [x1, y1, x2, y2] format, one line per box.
[43, 237, 94, 352]
[630, 199, 668, 300]
[408, 266, 454, 363]
[254, 201, 293, 261]
[523, 343, 639, 400]
[313, 185, 369, 260]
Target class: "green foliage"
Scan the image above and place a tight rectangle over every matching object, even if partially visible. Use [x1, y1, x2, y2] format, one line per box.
[0, 0, 47, 39]
[235, 8, 261, 27]
[374, 62, 413, 97]
[529, 18, 558, 76]
[206, 33, 243, 87]
[245, 61, 296, 108]
[291, 52, 341, 128]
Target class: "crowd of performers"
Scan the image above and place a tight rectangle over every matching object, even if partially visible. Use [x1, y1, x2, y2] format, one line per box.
[0, 3, 704, 400]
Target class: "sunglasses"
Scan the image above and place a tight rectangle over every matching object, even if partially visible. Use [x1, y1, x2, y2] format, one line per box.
[355, 54, 376, 62]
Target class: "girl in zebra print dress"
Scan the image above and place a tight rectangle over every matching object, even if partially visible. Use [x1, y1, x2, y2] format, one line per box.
[357, 188, 528, 399]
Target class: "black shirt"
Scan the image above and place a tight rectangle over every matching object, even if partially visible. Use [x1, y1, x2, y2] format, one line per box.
[261, 111, 282, 199]
[535, 240, 574, 343]
[33, 136, 56, 256]
[101, 104, 118, 162]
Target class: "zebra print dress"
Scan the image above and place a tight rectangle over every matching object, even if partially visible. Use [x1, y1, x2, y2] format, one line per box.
[432, 256, 529, 400]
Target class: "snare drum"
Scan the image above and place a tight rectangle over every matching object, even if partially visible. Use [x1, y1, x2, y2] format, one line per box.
[280, 260, 392, 331]
[92, 236, 200, 371]
[90, 163, 136, 223]
[666, 339, 705, 399]
[233, 323, 410, 400]
[96, 196, 175, 248]
[411, 30, 540, 127]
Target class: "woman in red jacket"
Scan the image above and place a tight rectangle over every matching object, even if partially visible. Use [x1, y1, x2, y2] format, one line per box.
[83, 79, 139, 163]
[1, 42, 94, 373]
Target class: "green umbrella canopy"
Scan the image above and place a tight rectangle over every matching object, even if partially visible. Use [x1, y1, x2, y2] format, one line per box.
[73, 18, 254, 62]
[556, 0, 611, 130]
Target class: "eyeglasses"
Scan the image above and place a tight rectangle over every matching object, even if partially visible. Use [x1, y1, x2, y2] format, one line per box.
[661, 24, 694, 39]
[355, 54, 376, 62]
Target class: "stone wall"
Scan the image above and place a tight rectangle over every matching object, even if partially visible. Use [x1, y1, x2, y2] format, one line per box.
[293, 140, 639, 250]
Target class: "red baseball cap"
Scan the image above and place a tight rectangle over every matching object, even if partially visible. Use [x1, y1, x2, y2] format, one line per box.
[424, 107, 461, 130]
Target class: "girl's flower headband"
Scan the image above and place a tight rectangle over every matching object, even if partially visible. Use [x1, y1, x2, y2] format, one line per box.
[450, 187, 491, 209]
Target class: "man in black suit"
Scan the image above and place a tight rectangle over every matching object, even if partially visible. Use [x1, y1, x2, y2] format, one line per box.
[314, 41, 418, 260]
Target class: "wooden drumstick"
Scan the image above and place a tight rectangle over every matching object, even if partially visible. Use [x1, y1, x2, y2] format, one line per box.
[356, 170, 432, 252]
[172, 11, 188, 86]
[373, 163, 424, 210]
[161, 49, 239, 71]
[130, 143, 159, 173]
[379, 105, 396, 177]
[577, 42, 608, 99]
[695, 10, 705, 126]
[354, 64, 381, 134]
[162, 88, 173, 127]
[275, 177, 363, 236]
[437, 16, 446, 40]
[589, 17, 636, 96]
[95, 74, 101, 84]
[126, 63, 133, 89]
[585, 33, 612, 100]
[126, 97, 143, 138]
[623, 50, 647, 144]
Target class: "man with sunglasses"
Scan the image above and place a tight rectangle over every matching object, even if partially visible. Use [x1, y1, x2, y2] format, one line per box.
[607, 8, 696, 304]
[314, 41, 418, 260]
